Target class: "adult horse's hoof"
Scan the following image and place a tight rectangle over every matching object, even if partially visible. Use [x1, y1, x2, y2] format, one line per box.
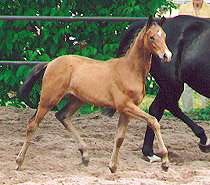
[199, 138, 210, 153]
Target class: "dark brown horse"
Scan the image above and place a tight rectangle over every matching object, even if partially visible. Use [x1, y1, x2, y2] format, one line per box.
[16, 16, 171, 172]
[103, 15, 210, 162]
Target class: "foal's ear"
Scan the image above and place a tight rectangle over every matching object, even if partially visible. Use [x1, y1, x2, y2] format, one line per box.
[146, 15, 153, 30]
[158, 16, 166, 27]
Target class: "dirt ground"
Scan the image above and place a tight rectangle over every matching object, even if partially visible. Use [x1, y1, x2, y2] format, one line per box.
[0, 106, 209, 185]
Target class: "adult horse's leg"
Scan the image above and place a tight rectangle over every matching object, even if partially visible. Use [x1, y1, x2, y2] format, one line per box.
[162, 85, 209, 152]
[142, 90, 166, 162]
[109, 114, 130, 173]
[166, 101, 209, 152]
[143, 86, 209, 161]
[16, 105, 50, 170]
[55, 94, 89, 166]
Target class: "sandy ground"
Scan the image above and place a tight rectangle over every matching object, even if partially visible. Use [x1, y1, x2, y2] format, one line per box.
[0, 106, 209, 185]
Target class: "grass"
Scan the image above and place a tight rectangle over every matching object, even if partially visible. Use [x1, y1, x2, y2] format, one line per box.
[140, 93, 209, 121]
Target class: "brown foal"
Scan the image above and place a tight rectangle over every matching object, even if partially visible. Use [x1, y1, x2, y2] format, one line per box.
[16, 16, 172, 173]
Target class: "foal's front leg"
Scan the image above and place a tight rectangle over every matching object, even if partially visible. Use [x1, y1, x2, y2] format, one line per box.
[109, 114, 130, 173]
[123, 102, 169, 170]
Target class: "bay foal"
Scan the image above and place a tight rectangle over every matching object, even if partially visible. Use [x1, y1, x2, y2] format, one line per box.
[16, 16, 172, 173]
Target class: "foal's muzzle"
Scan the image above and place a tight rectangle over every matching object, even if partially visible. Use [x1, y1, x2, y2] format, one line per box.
[162, 50, 172, 63]
[157, 49, 172, 63]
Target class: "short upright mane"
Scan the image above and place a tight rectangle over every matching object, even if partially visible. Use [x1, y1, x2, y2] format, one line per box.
[124, 26, 146, 56]
[121, 22, 158, 57]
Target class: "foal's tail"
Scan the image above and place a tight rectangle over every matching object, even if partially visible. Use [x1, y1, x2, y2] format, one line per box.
[19, 63, 48, 108]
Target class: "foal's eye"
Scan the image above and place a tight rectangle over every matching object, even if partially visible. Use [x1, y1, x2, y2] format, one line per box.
[150, 36, 155, 40]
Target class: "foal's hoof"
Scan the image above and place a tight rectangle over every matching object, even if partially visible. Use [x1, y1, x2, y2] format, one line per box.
[79, 148, 89, 166]
[16, 166, 20, 171]
[82, 156, 89, 167]
[16, 162, 22, 171]
[199, 138, 210, 153]
[161, 163, 169, 172]
[109, 166, 117, 173]
[16, 157, 23, 171]
[109, 162, 117, 173]
[161, 159, 169, 172]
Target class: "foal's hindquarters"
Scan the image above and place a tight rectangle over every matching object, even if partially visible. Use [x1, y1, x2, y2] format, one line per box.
[16, 60, 89, 169]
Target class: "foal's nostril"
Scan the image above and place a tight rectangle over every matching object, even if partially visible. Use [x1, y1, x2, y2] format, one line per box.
[163, 54, 166, 59]
[157, 50, 171, 62]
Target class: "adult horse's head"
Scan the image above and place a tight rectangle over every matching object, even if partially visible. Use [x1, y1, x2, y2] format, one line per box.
[144, 16, 172, 63]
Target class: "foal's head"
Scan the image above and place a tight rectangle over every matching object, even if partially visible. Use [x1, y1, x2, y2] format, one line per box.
[142, 16, 172, 62]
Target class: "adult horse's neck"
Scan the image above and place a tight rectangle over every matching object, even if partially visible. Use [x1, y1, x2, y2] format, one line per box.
[124, 28, 152, 80]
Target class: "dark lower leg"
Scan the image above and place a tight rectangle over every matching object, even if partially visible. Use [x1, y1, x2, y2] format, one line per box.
[142, 99, 165, 157]
[142, 126, 155, 156]
[168, 105, 207, 145]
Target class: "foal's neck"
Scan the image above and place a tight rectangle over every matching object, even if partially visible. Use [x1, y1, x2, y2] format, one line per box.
[125, 31, 152, 78]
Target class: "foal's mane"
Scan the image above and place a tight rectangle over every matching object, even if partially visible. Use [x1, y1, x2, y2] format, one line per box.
[119, 22, 158, 58]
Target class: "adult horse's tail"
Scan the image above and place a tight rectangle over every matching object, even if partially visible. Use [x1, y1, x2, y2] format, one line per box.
[19, 63, 48, 108]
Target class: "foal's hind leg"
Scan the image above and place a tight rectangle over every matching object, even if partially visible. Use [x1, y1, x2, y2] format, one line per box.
[16, 105, 49, 170]
[55, 94, 89, 166]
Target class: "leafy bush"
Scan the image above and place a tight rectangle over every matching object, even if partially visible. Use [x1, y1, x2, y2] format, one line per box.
[164, 106, 210, 121]
[188, 106, 210, 120]
[0, 0, 174, 112]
